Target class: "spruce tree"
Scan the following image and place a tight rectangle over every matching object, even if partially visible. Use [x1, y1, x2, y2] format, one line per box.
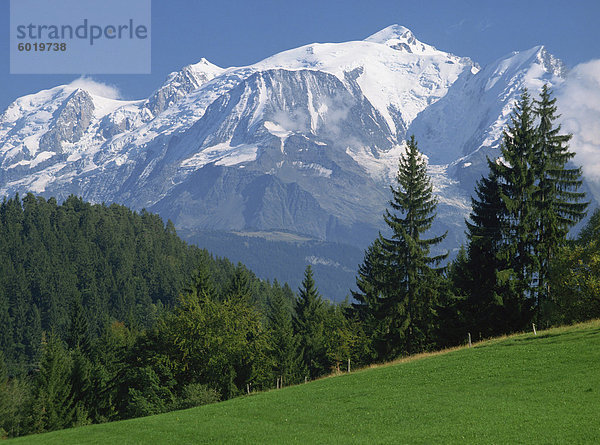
[461, 168, 523, 335]
[267, 282, 302, 386]
[462, 172, 506, 335]
[492, 90, 538, 309]
[354, 136, 446, 359]
[532, 84, 588, 323]
[66, 297, 91, 356]
[30, 334, 75, 433]
[351, 239, 387, 358]
[462, 91, 537, 333]
[294, 266, 326, 379]
[227, 263, 253, 302]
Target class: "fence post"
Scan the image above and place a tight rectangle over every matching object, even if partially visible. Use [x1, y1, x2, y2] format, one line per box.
[468, 332, 472, 348]
[533, 323, 537, 336]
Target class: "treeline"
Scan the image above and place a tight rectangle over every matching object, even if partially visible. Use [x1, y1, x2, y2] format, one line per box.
[1, 86, 599, 439]
[0, 194, 275, 375]
[0, 195, 365, 438]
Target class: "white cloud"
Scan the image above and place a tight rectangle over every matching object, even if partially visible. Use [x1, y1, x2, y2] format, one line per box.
[68, 77, 121, 100]
[557, 60, 600, 186]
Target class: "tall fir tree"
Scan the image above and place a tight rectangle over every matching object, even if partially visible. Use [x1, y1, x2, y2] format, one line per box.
[459, 87, 588, 333]
[460, 167, 524, 335]
[30, 334, 75, 433]
[492, 90, 538, 311]
[227, 263, 254, 302]
[532, 84, 588, 323]
[351, 239, 387, 359]
[267, 282, 302, 386]
[293, 266, 327, 379]
[353, 136, 446, 359]
[66, 297, 91, 356]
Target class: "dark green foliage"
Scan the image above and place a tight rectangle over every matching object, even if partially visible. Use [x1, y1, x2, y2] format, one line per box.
[175, 383, 220, 410]
[294, 266, 328, 379]
[493, 91, 538, 305]
[18, 321, 600, 445]
[30, 334, 75, 433]
[160, 286, 272, 400]
[0, 194, 209, 372]
[532, 85, 588, 322]
[460, 167, 524, 337]
[267, 281, 302, 386]
[0, 351, 31, 438]
[66, 298, 91, 356]
[0, 194, 367, 439]
[455, 87, 588, 335]
[549, 209, 600, 324]
[228, 263, 255, 302]
[353, 136, 447, 359]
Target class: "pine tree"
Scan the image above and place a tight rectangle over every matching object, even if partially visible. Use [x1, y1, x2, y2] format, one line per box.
[227, 263, 253, 302]
[532, 84, 588, 323]
[460, 87, 588, 333]
[66, 297, 91, 356]
[354, 136, 446, 359]
[30, 334, 75, 432]
[184, 260, 216, 302]
[492, 90, 538, 310]
[351, 239, 387, 358]
[461, 168, 524, 335]
[294, 266, 327, 379]
[267, 282, 302, 386]
[465, 89, 539, 333]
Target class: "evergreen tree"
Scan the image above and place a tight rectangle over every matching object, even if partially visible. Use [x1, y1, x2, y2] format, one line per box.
[461, 169, 523, 336]
[184, 260, 216, 302]
[492, 90, 538, 310]
[228, 263, 254, 302]
[30, 334, 75, 433]
[66, 297, 91, 356]
[294, 266, 327, 379]
[354, 136, 447, 359]
[532, 84, 588, 323]
[267, 282, 302, 386]
[69, 349, 92, 426]
[351, 239, 386, 358]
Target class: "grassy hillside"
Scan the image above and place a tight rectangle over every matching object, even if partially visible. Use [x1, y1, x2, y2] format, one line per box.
[10, 320, 600, 444]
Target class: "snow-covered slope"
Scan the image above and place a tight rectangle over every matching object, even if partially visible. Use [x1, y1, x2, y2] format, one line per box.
[254, 25, 476, 139]
[409, 46, 566, 187]
[0, 25, 586, 253]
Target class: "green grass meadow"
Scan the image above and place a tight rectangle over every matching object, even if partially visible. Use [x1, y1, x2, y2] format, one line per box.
[11, 320, 600, 444]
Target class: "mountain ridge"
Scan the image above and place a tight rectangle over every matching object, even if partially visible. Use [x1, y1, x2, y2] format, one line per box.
[0, 26, 593, 263]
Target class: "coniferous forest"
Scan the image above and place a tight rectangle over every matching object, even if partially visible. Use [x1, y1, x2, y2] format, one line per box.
[1, 87, 599, 439]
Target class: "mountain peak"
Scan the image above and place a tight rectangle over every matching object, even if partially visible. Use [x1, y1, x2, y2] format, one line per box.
[186, 58, 225, 76]
[535, 46, 568, 78]
[364, 25, 434, 54]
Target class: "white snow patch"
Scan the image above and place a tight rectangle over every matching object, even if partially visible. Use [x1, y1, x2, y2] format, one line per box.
[264, 121, 292, 138]
[181, 141, 258, 169]
[291, 161, 332, 178]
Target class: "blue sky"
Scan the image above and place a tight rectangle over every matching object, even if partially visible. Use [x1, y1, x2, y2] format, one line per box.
[1, 0, 599, 110]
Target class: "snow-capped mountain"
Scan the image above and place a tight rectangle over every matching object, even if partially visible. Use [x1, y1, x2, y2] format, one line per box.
[409, 45, 566, 189]
[0, 25, 586, 254]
